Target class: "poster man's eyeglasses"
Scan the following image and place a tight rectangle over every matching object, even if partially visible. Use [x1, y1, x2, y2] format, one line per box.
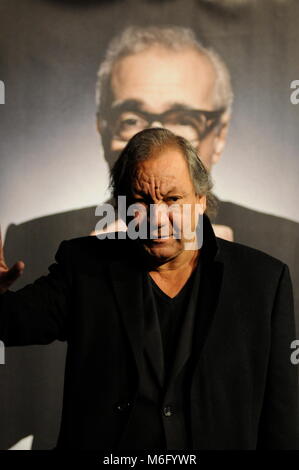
[101, 107, 226, 144]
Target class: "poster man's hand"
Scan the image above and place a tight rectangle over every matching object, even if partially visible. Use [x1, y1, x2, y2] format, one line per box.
[212, 224, 234, 242]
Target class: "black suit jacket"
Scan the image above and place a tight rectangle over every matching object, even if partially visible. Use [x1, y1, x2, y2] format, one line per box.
[1, 215, 298, 449]
[2, 200, 299, 450]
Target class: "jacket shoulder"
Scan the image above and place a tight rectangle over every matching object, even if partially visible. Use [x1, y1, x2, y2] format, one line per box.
[60, 232, 133, 262]
[216, 237, 287, 276]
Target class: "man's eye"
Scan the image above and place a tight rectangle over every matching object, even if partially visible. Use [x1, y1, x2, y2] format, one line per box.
[166, 196, 181, 202]
[175, 116, 194, 126]
[121, 118, 139, 127]
[117, 113, 146, 130]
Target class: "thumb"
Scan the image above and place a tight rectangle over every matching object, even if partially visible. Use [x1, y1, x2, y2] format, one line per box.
[0, 261, 25, 294]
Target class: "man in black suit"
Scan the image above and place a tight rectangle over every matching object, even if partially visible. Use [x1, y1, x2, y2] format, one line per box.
[1, 128, 298, 449]
[2, 25, 299, 449]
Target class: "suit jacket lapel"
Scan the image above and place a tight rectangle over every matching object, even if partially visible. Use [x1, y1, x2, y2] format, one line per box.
[108, 255, 165, 390]
[166, 263, 202, 388]
[191, 214, 224, 363]
[192, 258, 224, 365]
[143, 276, 164, 388]
[108, 256, 145, 380]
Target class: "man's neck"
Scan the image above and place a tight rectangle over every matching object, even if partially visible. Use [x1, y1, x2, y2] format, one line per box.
[148, 249, 199, 280]
[148, 250, 200, 298]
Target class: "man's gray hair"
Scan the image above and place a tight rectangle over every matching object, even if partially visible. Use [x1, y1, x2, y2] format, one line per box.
[110, 127, 217, 217]
[96, 25, 233, 118]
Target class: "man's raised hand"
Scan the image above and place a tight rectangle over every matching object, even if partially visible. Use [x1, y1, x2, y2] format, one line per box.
[0, 226, 24, 294]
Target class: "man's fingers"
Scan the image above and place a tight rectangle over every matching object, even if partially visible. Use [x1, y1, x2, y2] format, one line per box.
[7, 261, 25, 280]
[14, 261, 25, 273]
[0, 261, 25, 290]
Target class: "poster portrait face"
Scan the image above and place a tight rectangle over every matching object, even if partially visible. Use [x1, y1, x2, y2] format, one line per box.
[97, 40, 230, 172]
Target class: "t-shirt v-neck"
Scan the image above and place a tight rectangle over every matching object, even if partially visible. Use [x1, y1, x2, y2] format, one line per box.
[149, 270, 196, 302]
[147, 269, 197, 379]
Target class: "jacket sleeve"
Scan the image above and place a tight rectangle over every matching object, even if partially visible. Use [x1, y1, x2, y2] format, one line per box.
[0, 240, 72, 346]
[257, 264, 299, 449]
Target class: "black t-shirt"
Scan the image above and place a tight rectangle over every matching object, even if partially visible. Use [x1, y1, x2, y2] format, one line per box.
[120, 262, 201, 450]
[148, 269, 197, 383]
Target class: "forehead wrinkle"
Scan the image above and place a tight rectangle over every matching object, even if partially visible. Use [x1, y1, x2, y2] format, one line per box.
[134, 168, 176, 197]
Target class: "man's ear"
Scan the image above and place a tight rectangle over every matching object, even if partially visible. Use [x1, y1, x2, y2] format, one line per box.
[96, 116, 106, 135]
[211, 112, 231, 165]
[196, 194, 207, 214]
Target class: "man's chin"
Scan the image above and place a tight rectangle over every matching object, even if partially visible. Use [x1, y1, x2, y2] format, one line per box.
[142, 238, 182, 263]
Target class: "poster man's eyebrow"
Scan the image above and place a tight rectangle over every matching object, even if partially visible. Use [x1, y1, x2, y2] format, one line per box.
[164, 103, 199, 112]
[111, 99, 144, 113]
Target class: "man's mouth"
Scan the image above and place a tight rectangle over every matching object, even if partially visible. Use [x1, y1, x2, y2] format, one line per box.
[149, 234, 173, 243]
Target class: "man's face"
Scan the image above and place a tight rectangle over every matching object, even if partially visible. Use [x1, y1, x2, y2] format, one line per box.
[129, 145, 206, 264]
[100, 46, 228, 171]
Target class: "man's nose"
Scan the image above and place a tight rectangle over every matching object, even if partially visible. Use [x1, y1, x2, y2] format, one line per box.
[149, 203, 169, 230]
